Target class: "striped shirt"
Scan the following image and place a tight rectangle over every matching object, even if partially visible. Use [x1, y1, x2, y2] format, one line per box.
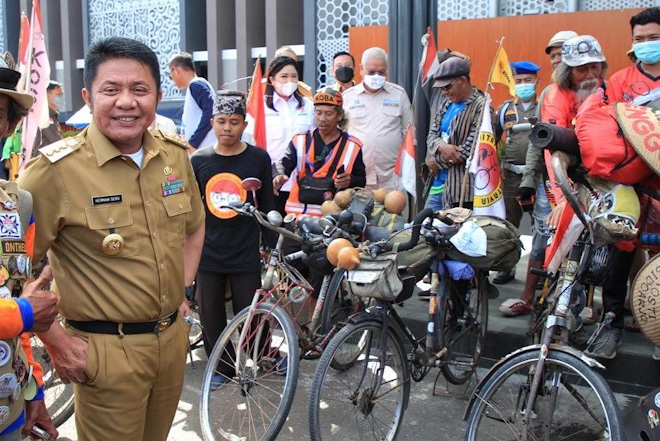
[425, 86, 492, 207]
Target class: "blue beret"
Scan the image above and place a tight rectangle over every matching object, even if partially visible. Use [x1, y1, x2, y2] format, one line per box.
[510, 61, 540, 75]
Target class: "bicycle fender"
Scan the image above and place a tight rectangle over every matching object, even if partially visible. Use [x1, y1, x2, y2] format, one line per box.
[462, 344, 606, 421]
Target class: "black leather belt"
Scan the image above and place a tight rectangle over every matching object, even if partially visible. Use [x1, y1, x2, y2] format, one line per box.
[67, 311, 178, 335]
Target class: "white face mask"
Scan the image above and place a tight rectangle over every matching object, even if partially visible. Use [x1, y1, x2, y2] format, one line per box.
[364, 74, 386, 90]
[275, 80, 298, 97]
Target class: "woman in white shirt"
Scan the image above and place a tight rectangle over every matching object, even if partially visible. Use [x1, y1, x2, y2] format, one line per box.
[263, 56, 315, 214]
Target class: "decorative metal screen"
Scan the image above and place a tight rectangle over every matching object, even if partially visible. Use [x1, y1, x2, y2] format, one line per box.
[499, 0, 571, 16]
[88, 0, 181, 99]
[316, 0, 389, 88]
[0, 1, 5, 54]
[580, 0, 658, 10]
[437, 1, 492, 20]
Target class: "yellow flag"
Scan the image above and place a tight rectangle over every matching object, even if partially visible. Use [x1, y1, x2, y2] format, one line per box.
[489, 46, 516, 97]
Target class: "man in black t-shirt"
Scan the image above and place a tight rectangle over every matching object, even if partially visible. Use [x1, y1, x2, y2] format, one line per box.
[191, 91, 275, 387]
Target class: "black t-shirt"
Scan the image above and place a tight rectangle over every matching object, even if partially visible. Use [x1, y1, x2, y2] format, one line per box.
[191, 143, 275, 273]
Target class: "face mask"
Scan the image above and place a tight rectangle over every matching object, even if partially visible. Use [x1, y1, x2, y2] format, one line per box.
[515, 83, 536, 100]
[633, 40, 660, 64]
[275, 80, 298, 97]
[364, 74, 385, 90]
[335, 66, 354, 84]
[53, 95, 65, 111]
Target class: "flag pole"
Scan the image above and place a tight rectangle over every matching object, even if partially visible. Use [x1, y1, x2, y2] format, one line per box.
[458, 37, 505, 208]
[17, 4, 36, 179]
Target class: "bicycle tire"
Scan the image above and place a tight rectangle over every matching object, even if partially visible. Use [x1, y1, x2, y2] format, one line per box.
[319, 269, 368, 336]
[436, 274, 488, 385]
[465, 349, 625, 441]
[308, 318, 410, 441]
[200, 303, 300, 441]
[30, 334, 75, 427]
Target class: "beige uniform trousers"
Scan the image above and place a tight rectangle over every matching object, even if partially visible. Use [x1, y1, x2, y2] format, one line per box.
[70, 317, 188, 441]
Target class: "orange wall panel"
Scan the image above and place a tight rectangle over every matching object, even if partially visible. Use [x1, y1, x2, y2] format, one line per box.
[348, 25, 389, 84]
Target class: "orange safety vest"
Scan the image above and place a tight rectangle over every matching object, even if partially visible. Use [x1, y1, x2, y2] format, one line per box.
[286, 130, 362, 218]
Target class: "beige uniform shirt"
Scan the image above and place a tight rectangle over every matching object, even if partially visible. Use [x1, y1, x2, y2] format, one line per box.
[18, 123, 205, 323]
[343, 81, 414, 189]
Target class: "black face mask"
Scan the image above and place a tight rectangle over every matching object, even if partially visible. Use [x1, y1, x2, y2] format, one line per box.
[335, 66, 354, 84]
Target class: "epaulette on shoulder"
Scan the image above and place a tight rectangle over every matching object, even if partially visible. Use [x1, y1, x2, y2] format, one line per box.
[151, 130, 189, 149]
[39, 136, 82, 163]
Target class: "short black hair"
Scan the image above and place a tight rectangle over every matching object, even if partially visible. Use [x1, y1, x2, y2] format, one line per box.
[168, 52, 195, 72]
[333, 51, 355, 65]
[84, 37, 161, 92]
[47, 80, 62, 92]
[630, 7, 660, 32]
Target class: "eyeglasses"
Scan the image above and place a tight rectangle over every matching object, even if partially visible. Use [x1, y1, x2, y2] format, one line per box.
[440, 80, 457, 91]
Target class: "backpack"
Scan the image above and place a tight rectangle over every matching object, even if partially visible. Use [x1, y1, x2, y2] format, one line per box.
[575, 93, 654, 185]
[443, 216, 522, 272]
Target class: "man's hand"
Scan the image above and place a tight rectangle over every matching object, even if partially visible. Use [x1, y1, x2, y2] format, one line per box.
[178, 298, 192, 319]
[438, 143, 462, 164]
[22, 399, 58, 440]
[546, 200, 566, 230]
[273, 175, 289, 196]
[425, 155, 439, 174]
[334, 173, 351, 189]
[47, 331, 88, 384]
[21, 266, 57, 333]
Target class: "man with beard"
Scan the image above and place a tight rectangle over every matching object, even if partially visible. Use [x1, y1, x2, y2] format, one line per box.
[586, 7, 660, 360]
[542, 35, 607, 129]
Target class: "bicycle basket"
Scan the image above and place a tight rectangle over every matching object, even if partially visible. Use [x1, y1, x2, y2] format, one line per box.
[346, 252, 402, 301]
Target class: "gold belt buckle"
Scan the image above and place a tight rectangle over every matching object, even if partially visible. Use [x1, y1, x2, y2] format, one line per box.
[155, 317, 172, 333]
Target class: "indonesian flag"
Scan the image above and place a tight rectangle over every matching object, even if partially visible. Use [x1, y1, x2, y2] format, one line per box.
[21, 0, 51, 169]
[395, 124, 416, 199]
[544, 204, 582, 274]
[420, 27, 439, 83]
[16, 13, 30, 93]
[470, 93, 505, 218]
[489, 45, 516, 97]
[245, 58, 266, 149]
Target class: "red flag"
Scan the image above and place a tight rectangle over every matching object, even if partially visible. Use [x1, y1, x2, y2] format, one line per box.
[421, 27, 439, 82]
[246, 59, 266, 149]
[21, 0, 51, 168]
[544, 204, 582, 274]
[16, 13, 30, 93]
[395, 124, 417, 199]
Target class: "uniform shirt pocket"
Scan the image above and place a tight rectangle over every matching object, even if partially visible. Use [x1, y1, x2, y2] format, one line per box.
[383, 103, 401, 117]
[85, 204, 138, 257]
[348, 106, 366, 119]
[162, 193, 193, 248]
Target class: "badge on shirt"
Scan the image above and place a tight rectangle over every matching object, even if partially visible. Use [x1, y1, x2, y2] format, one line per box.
[92, 194, 123, 205]
[162, 175, 185, 197]
[0, 373, 18, 398]
[1, 240, 25, 255]
[0, 406, 9, 426]
[0, 213, 21, 239]
[383, 98, 399, 108]
[0, 286, 10, 299]
[0, 342, 11, 368]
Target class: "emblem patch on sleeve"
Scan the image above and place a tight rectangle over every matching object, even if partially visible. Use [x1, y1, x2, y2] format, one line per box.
[0, 213, 21, 239]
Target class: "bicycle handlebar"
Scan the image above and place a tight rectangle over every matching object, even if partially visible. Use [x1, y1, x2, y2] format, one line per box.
[221, 203, 304, 243]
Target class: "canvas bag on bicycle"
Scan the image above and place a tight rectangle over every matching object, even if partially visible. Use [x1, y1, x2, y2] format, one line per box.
[297, 131, 349, 205]
[346, 251, 402, 301]
[443, 214, 522, 273]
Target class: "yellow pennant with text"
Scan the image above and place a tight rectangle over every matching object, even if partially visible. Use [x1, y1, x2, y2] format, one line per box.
[489, 46, 516, 97]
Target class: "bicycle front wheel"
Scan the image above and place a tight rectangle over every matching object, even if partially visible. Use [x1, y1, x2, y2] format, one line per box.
[308, 318, 410, 441]
[319, 269, 368, 335]
[465, 349, 624, 441]
[200, 303, 300, 441]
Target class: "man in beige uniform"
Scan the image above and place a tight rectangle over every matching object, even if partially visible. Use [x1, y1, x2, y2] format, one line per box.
[18, 37, 205, 441]
[343, 47, 414, 190]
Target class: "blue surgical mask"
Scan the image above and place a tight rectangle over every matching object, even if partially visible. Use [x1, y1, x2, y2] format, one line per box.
[515, 83, 536, 100]
[633, 40, 660, 64]
[53, 95, 65, 111]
